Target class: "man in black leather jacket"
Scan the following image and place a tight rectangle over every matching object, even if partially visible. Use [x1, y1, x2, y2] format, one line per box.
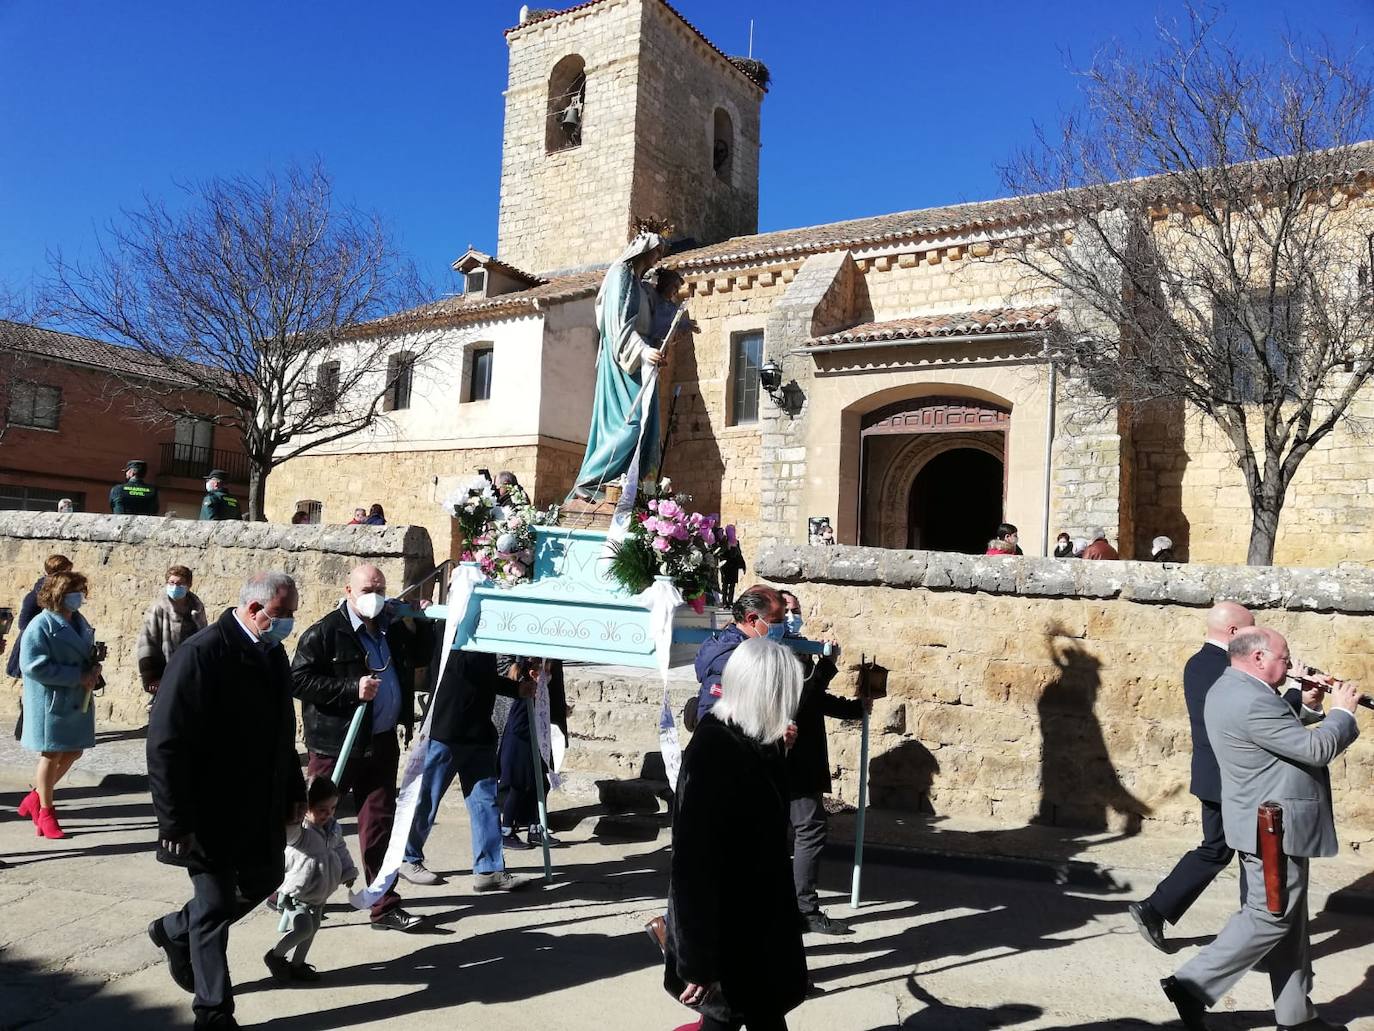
[290, 563, 435, 932]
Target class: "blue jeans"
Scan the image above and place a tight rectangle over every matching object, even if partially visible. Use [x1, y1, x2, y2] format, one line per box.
[405, 739, 505, 875]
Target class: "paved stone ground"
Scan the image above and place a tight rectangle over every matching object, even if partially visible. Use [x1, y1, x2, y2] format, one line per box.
[1, 738, 1371, 1031]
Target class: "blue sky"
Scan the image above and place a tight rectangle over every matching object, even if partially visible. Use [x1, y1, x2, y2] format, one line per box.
[2, 1, 1370, 296]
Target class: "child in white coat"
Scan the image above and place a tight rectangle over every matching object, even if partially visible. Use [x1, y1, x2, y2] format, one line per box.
[265, 775, 358, 983]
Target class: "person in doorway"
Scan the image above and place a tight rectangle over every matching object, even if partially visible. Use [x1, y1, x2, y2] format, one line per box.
[402, 643, 537, 891]
[1152, 536, 1178, 563]
[16, 569, 102, 840]
[111, 459, 161, 515]
[993, 522, 1024, 555]
[985, 537, 1016, 556]
[692, 585, 787, 725]
[146, 571, 306, 1029]
[665, 637, 808, 1031]
[717, 527, 746, 606]
[778, 590, 866, 937]
[1080, 527, 1119, 560]
[291, 564, 435, 932]
[1161, 628, 1361, 1031]
[137, 565, 208, 710]
[199, 471, 240, 521]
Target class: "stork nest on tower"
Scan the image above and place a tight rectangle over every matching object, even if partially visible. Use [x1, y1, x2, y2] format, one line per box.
[727, 57, 771, 90]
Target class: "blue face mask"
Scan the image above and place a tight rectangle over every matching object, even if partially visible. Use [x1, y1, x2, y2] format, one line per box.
[63, 592, 85, 611]
[765, 619, 788, 641]
[166, 584, 189, 601]
[784, 613, 804, 637]
[259, 616, 295, 647]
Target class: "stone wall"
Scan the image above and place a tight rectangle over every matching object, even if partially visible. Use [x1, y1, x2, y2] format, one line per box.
[0, 513, 434, 726]
[759, 543, 1374, 844]
[265, 440, 581, 562]
[1129, 398, 1374, 567]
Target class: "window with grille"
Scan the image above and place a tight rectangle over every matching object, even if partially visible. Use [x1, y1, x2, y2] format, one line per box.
[467, 347, 494, 402]
[7, 381, 61, 430]
[729, 332, 763, 425]
[295, 500, 323, 524]
[384, 351, 415, 411]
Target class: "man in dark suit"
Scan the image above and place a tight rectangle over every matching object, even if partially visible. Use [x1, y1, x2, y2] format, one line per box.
[1129, 601, 1252, 950]
[1162, 628, 1361, 1031]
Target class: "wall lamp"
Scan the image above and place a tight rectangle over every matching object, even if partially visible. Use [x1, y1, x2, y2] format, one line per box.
[758, 359, 785, 406]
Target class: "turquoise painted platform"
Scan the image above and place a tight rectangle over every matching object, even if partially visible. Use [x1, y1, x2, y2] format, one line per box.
[423, 526, 710, 668]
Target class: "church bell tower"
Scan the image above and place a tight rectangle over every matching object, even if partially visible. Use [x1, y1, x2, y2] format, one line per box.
[496, 0, 766, 276]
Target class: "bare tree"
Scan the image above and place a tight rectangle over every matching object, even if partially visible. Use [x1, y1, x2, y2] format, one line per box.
[46, 163, 436, 519]
[1000, 10, 1374, 564]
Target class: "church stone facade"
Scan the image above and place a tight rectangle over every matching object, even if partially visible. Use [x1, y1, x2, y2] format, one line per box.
[268, 0, 1374, 569]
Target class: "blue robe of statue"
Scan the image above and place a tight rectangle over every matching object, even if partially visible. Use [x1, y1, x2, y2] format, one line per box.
[572, 250, 665, 499]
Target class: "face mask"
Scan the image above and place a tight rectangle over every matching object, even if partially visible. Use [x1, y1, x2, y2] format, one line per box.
[784, 613, 804, 637]
[259, 616, 295, 647]
[353, 592, 387, 620]
[166, 584, 189, 601]
[63, 592, 86, 611]
[765, 619, 787, 641]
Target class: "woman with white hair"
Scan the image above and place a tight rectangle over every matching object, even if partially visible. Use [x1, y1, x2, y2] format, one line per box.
[664, 636, 808, 1031]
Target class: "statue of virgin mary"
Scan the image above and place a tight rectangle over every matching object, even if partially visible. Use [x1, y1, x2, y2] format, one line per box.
[570, 230, 674, 500]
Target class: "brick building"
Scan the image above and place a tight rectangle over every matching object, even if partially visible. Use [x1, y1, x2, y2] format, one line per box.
[0, 321, 249, 516]
[270, 0, 1374, 567]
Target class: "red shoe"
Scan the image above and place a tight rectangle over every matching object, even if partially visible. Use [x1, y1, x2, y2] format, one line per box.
[17, 790, 39, 823]
[671, 1022, 704, 1031]
[36, 807, 68, 839]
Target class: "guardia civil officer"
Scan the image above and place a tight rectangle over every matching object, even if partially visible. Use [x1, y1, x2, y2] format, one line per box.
[110, 460, 161, 515]
[199, 470, 241, 521]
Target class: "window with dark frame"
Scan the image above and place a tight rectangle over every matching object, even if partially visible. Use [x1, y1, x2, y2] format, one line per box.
[729, 331, 764, 425]
[1213, 292, 1302, 403]
[464, 270, 487, 297]
[6, 381, 61, 430]
[468, 346, 494, 402]
[316, 360, 341, 412]
[0, 484, 86, 513]
[384, 351, 415, 411]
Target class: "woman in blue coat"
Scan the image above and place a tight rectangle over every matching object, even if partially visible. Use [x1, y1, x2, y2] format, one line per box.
[17, 569, 101, 840]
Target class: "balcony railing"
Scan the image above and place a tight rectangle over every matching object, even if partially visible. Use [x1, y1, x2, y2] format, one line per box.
[158, 443, 251, 484]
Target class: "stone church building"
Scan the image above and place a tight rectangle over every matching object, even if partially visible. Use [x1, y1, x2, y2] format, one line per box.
[267, 0, 1374, 568]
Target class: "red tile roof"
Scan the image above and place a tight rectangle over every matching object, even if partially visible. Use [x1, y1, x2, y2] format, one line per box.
[507, 0, 766, 93]
[0, 320, 199, 385]
[808, 306, 1058, 347]
[365, 270, 604, 332]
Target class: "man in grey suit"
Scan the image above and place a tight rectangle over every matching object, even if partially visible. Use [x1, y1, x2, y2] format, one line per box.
[1161, 627, 1362, 1031]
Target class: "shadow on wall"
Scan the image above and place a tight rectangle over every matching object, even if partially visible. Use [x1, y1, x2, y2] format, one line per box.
[869, 738, 940, 814]
[661, 320, 726, 519]
[1129, 396, 1192, 561]
[1034, 622, 1150, 835]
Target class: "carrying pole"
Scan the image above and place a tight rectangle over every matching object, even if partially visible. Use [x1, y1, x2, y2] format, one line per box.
[336, 704, 367, 788]
[850, 659, 872, 910]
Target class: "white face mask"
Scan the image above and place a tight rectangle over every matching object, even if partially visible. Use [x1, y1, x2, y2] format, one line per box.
[353, 591, 386, 620]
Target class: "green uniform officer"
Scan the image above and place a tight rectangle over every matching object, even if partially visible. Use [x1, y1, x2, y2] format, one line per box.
[199, 469, 241, 521]
[110, 460, 161, 515]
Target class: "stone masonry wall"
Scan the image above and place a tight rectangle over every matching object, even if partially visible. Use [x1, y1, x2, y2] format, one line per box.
[1130, 398, 1374, 567]
[265, 441, 582, 562]
[0, 513, 435, 726]
[759, 544, 1374, 844]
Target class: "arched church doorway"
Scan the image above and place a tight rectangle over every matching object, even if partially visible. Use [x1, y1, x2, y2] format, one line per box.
[857, 395, 1011, 550]
[906, 448, 1004, 552]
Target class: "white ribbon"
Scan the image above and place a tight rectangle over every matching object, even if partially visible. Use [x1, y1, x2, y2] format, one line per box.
[534, 662, 562, 793]
[349, 563, 485, 910]
[636, 576, 683, 790]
